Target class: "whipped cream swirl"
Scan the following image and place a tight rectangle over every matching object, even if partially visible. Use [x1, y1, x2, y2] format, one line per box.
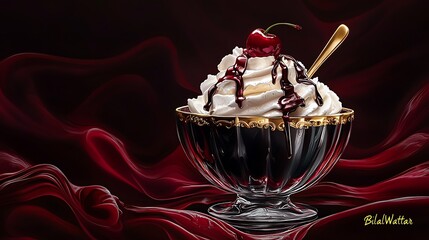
[188, 47, 342, 117]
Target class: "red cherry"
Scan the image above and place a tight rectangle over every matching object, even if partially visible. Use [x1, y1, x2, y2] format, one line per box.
[246, 28, 281, 58]
[245, 23, 302, 58]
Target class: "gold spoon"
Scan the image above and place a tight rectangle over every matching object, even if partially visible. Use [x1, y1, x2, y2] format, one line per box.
[307, 24, 349, 78]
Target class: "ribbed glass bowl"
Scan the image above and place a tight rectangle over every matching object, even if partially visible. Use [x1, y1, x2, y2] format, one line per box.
[176, 106, 354, 232]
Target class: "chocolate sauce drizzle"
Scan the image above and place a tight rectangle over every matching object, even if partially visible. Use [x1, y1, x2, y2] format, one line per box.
[272, 54, 323, 121]
[203, 54, 248, 111]
[204, 53, 323, 120]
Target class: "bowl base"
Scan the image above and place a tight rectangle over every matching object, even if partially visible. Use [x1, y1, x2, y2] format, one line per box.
[208, 197, 317, 232]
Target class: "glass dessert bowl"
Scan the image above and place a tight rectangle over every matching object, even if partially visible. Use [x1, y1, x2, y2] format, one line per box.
[176, 106, 354, 231]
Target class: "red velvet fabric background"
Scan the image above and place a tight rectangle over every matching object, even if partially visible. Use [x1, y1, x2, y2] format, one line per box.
[0, 0, 428, 239]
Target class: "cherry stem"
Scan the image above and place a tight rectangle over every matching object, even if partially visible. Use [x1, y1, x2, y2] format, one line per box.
[265, 22, 302, 33]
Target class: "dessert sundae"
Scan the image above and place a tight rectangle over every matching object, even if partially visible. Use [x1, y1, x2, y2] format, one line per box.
[188, 23, 342, 120]
[176, 23, 353, 232]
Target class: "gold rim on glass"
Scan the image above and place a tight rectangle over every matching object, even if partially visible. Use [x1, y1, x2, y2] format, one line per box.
[176, 106, 354, 130]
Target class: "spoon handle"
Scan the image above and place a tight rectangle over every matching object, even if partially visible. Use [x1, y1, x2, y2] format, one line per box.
[307, 24, 349, 78]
